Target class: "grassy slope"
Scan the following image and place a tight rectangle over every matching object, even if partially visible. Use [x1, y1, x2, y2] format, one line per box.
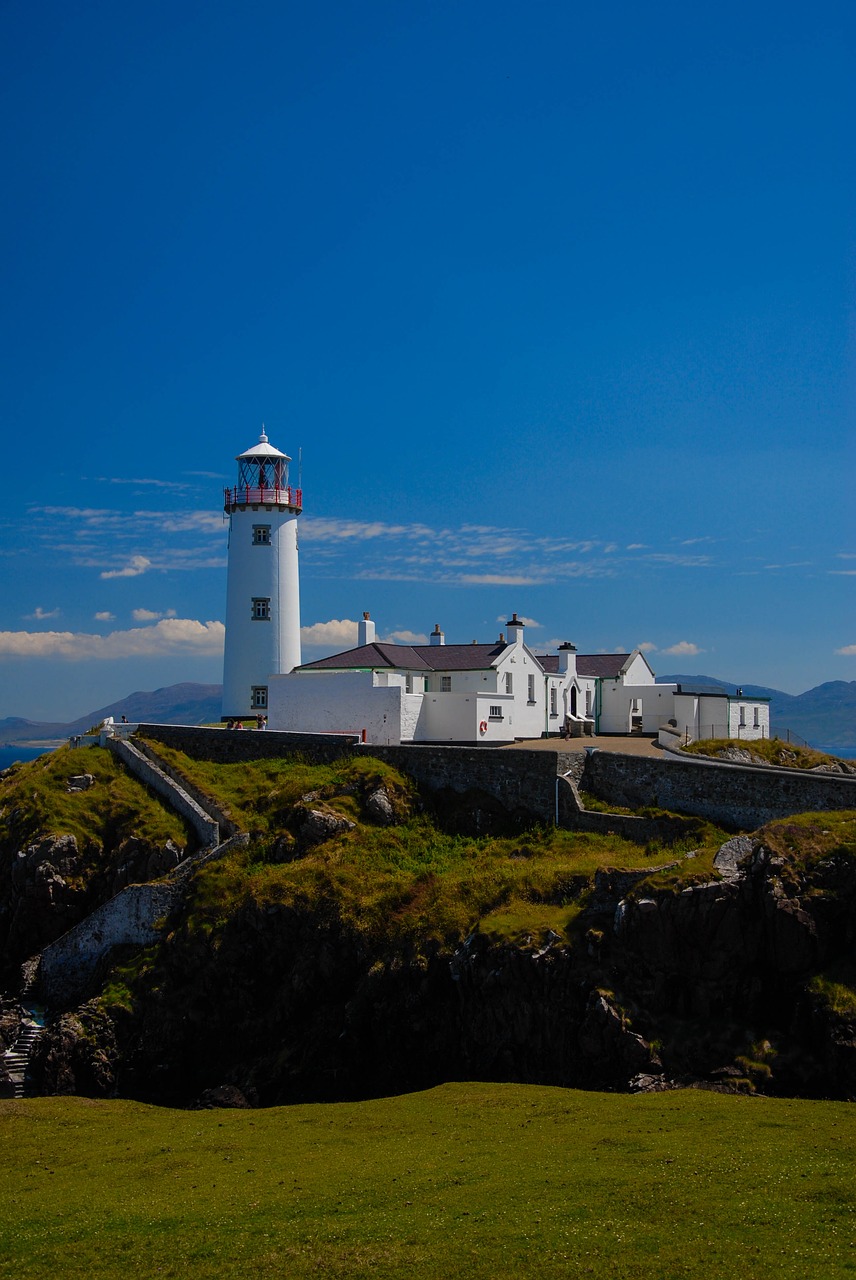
[0, 745, 188, 855]
[2, 1085, 855, 1279]
[140, 747, 727, 951]
[683, 737, 854, 771]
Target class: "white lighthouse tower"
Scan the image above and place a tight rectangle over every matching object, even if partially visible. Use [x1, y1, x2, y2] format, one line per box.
[221, 429, 302, 719]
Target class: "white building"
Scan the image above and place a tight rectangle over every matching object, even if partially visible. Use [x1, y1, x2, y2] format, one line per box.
[266, 612, 771, 746]
[221, 430, 302, 720]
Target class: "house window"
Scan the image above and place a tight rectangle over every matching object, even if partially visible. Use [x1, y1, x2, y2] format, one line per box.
[252, 597, 271, 620]
[251, 686, 268, 709]
[505, 672, 513, 695]
[585, 690, 592, 715]
[739, 705, 746, 727]
[489, 705, 503, 719]
[753, 706, 759, 728]
[252, 525, 271, 545]
[441, 675, 452, 693]
[527, 674, 535, 703]
[550, 686, 558, 716]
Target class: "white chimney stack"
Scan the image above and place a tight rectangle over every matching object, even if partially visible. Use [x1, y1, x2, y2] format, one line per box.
[557, 641, 577, 674]
[358, 611, 376, 646]
[429, 623, 445, 646]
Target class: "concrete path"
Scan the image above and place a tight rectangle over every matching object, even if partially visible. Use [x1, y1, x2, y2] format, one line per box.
[502, 735, 664, 758]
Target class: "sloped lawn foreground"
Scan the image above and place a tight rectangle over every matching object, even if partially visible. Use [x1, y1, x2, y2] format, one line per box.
[2, 1085, 855, 1279]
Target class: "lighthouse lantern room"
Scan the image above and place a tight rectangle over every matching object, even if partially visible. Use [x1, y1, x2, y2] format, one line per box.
[221, 429, 302, 719]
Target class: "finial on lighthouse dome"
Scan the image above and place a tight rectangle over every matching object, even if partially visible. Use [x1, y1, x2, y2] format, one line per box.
[259, 424, 269, 444]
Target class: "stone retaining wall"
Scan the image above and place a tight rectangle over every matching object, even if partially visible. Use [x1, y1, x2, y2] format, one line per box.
[39, 881, 180, 1007]
[581, 751, 856, 829]
[106, 737, 220, 847]
[135, 725, 856, 833]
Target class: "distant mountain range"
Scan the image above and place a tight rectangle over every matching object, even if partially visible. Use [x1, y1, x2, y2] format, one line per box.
[657, 675, 856, 750]
[0, 683, 223, 746]
[1, 677, 854, 750]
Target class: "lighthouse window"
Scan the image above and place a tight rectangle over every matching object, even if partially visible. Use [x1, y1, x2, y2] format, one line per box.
[252, 597, 271, 620]
[251, 686, 268, 709]
[252, 525, 271, 546]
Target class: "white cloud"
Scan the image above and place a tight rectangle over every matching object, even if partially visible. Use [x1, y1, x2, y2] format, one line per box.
[660, 640, 704, 657]
[835, 644, 856, 656]
[384, 629, 428, 644]
[0, 618, 224, 660]
[94, 611, 115, 622]
[25, 606, 60, 621]
[637, 641, 657, 652]
[613, 646, 629, 653]
[132, 608, 177, 621]
[100, 555, 152, 580]
[300, 618, 359, 649]
[96, 476, 190, 491]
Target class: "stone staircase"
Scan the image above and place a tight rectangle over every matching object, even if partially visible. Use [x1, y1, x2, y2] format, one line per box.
[3, 1018, 44, 1098]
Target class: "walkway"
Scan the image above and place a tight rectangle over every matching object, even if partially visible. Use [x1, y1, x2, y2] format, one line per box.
[502, 735, 664, 759]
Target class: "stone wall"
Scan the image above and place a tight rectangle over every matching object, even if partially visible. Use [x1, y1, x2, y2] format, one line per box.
[135, 725, 856, 833]
[581, 751, 856, 829]
[39, 881, 180, 1007]
[137, 724, 361, 765]
[106, 737, 220, 848]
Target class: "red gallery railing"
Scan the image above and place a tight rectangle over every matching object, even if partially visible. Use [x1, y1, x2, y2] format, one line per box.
[223, 485, 303, 512]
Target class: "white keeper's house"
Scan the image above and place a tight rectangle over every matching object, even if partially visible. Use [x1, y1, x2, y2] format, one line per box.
[220, 428, 770, 746]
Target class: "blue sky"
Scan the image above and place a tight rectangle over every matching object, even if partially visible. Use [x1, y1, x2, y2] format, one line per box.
[1, 0, 853, 720]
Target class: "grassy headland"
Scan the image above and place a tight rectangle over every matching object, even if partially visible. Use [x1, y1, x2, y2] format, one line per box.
[2, 1084, 855, 1279]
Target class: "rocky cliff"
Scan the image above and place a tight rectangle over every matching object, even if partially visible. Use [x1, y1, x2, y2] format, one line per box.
[3, 748, 856, 1105]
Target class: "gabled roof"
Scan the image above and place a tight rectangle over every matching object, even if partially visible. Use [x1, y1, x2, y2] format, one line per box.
[298, 641, 510, 673]
[575, 653, 632, 678]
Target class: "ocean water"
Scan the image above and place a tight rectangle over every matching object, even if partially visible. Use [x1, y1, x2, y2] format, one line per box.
[814, 745, 856, 760]
[0, 746, 55, 770]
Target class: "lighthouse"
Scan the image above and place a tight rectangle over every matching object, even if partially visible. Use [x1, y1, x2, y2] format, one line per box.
[221, 429, 302, 719]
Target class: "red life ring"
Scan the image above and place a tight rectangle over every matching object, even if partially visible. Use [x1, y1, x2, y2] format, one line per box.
[479, 720, 488, 734]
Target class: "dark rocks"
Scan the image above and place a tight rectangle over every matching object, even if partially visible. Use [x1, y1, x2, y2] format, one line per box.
[31, 1001, 120, 1097]
[66, 773, 96, 792]
[364, 787, 397, 825]
[293, 805, 356, 849]
[193, 1084, 252, 1109]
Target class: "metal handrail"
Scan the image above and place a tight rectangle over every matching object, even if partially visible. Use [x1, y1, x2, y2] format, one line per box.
[223, 485, 303, 511]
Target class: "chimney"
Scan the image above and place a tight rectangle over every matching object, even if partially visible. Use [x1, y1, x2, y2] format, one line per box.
[557, 641, 577, 674]
[358, 611, 376, 646]
[506, 612, 524, 644]
[429, 623, 445, 647]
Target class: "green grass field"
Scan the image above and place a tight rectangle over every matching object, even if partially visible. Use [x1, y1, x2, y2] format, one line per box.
[2, 1084, 855, 1278]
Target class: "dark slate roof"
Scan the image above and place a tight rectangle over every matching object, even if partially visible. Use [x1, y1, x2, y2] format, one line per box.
[575, 653, 633, 678]
[298, 641, 509, 673]
[674, 683, 728, 698]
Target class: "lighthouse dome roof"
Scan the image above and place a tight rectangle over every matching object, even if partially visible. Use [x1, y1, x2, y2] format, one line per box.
[236, 429, 290, 462]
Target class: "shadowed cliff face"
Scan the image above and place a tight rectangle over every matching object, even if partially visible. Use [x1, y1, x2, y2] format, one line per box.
[29, 820, 856, 1106]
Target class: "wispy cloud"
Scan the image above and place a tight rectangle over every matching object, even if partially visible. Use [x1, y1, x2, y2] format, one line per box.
[835, 644, 856, 656]
[96, 476, 190, 491]
[637, 641, 657, 652]
[25, 606, 60, 621]
[100, 555, 153, 580]
[94, 611, 115, 621]
[0, 619, 224, 660]
[496, 614, 541, 627]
